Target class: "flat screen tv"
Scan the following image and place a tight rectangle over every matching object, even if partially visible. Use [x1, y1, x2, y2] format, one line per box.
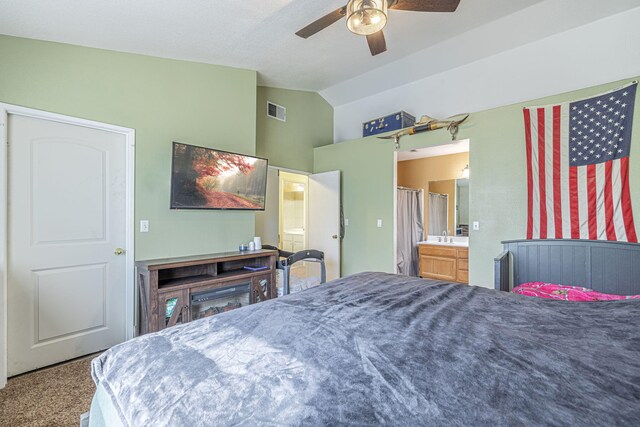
[170, 142, 268, 210]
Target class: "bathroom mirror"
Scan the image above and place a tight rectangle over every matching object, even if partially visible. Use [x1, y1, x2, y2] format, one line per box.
[427, 178, 469, 236]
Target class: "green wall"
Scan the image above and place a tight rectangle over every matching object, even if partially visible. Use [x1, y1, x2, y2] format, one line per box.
[0, 35, 258, 260]
[315, 77, 640, 287]
[256, 86, 333, 172]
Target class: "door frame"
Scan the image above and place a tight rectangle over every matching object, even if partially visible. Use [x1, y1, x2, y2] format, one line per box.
[0, 104, 136, 388]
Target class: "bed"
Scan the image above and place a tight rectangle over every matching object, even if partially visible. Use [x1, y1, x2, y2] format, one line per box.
[494, 239, 640, 294]
[89, 267, 640, 426]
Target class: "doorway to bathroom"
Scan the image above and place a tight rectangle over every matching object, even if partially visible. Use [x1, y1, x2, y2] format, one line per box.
[279, 171, 308, 253]
[394, 140, 470, 283]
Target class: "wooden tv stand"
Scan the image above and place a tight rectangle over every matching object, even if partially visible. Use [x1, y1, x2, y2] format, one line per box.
[136, 249, 277, 335]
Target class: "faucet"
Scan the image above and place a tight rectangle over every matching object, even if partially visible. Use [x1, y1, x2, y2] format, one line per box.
[443, 230, 453, 243]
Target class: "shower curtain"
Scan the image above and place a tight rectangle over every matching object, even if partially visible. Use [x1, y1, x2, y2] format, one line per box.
[397, 187, 425, 276]
[428, 192, 448, 236]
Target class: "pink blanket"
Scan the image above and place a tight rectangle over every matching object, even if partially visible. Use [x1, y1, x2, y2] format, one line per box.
[513, 282, 640, 301]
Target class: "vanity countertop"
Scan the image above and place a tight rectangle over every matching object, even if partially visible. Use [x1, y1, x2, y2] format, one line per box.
[418, 236, 468, 247]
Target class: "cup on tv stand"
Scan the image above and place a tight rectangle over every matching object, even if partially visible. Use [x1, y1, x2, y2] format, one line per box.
[253, 236, 262, 250]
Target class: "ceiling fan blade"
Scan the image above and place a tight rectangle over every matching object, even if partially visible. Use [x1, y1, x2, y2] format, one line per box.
[366, 30, 387, 56]
[389, 0, 460, 12]
[295, 6, 347, 39]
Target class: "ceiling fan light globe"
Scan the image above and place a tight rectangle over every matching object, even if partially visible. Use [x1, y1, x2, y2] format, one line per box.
[346, 0, 388, 36]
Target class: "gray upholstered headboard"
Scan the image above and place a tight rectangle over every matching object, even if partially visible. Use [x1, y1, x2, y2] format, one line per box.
[494, 239, 640, 295]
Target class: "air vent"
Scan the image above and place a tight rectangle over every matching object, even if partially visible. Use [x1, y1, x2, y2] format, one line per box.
[267, 101, 286, 122]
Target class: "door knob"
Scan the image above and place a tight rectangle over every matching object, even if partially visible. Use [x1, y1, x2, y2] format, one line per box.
[114, 248, 126, 255]
[332, 235, 338, 239]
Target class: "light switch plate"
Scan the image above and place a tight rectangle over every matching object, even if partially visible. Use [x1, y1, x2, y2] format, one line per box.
[140, 220, 150, 233]
[377, 219, 383, 228]
[345, 218, 349, 226]
[473, 221, 480, 231]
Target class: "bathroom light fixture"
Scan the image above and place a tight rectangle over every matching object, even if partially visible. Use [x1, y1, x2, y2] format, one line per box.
[461, 164, 470, 179]
[346, 0, 388, 36]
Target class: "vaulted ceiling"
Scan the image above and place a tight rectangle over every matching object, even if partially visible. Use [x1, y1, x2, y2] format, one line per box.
[2, 0, 637, 104]
[1, 0, 542, 91]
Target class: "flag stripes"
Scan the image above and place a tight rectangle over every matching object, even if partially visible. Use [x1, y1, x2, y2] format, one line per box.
[523, 83, 637, 243]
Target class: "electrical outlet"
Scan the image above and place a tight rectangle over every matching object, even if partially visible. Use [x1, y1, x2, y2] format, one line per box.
[377, 219, 383, 228]
[140, 220, 150, 233]
[473, 221, 480, 231]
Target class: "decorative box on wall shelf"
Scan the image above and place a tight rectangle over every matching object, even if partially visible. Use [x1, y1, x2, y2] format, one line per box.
[136, 249, 277, 335]
[362, 111, 415, 137]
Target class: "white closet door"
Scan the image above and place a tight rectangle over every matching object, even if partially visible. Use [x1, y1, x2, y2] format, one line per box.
[7, 114, 128, 376]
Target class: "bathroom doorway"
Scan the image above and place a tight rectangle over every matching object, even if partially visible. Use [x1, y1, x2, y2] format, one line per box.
[394, 140, 470, 282]
[278, 171, 308, 252]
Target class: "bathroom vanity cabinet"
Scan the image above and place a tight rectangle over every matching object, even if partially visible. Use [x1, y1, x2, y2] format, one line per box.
[419, 244, 469, 284]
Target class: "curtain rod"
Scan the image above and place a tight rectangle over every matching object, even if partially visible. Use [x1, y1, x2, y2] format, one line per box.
[397, 186, 423, 192]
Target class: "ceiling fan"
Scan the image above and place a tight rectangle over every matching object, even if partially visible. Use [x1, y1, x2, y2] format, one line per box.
[295, 0, 461, 56]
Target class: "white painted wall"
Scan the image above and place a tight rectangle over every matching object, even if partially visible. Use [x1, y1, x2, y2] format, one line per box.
[325, 5, 640, 142]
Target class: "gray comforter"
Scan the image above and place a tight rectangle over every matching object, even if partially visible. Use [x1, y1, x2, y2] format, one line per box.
[92, 272, 640, 426]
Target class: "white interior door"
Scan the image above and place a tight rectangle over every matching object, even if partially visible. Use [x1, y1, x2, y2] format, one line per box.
[7, 114, 128, 376]
[308, 171, 341, 281]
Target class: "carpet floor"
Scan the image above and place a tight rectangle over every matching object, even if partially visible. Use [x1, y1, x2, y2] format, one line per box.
[0, 354, 98, 427]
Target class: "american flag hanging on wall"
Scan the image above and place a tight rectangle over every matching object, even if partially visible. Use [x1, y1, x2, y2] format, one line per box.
[523, 82, 637, 243]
